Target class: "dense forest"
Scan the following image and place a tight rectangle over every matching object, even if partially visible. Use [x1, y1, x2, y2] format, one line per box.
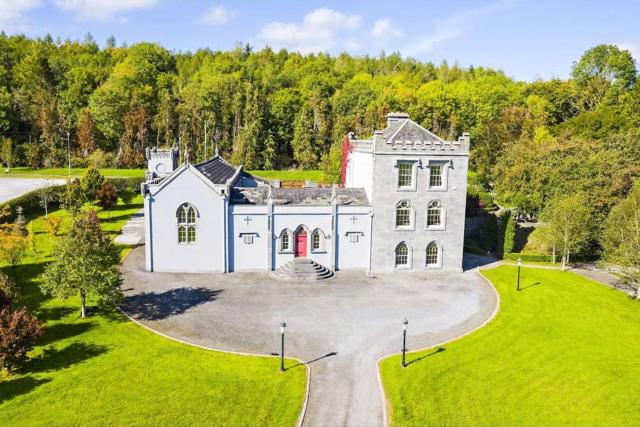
[0, 34, 639, 220]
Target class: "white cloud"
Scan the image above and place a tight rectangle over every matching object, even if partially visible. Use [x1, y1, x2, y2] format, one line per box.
[617, 42, 640, 62]
[0, 0, 41, 31]
[54, 0, 158, 22]
[403, 0, 515, 56]
[200, 4, 233, 26]
[370, 18, 403, 42]
[257, 8, 361, 54]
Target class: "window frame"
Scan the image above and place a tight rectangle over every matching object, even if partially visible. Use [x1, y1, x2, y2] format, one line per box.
[278, 229, 293, 253]
[425, 241, 441, 268]
[177, 203, 197, 245]
[426, 200, 446, 230]
[428, 160, 448, 191]
[394, 242, 411, 269]
[395, 200, 414, 230]
[395, 160, 418, 191]
[310, 229, 327, 253]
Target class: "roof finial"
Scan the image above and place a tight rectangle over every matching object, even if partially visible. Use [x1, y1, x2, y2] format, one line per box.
[184, 150, 189, 165]
[215, 145, 219, 157]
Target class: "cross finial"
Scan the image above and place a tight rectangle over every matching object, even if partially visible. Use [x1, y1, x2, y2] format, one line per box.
[184, 150, 189, 164]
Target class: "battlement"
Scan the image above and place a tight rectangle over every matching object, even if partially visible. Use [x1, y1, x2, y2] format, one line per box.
[146, 146, 178, 179]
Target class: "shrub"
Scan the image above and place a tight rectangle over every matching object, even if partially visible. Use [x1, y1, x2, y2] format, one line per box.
[0, 184, 65, 219]
[82, 167, 105, 202]
[502, 212, 516, 255]
[0, 229, 30, 274]
[0, 272, 17, 308]
[87, 149, 115, 169]
[97, 183, 118, 212]
[119, 187, 135, 205]
[62, 179, 84, 217]
[0, 306, 45, 374]
[43, 216, 62, 236]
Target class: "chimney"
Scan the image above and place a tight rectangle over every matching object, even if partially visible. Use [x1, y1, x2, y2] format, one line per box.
[386, 112, 409, 126]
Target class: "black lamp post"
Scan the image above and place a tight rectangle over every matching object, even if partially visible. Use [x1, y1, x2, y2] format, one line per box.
[517, 258, 522, 291]
[401, 318, 408, 368]
[280, 321, 286, 372]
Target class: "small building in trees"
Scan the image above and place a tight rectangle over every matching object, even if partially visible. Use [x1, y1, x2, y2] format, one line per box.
[142, 113, 469, 276]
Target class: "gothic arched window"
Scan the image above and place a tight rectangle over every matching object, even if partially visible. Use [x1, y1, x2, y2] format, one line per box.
[177, 203, 197, 244]
[395, 242, 409, 267]
[426, 200, 443, 228]
[395, 200, 413, 229]
[426, 241, 440, 266]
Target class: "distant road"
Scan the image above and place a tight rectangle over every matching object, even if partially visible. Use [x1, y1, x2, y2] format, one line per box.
[0, 177, 66, 204]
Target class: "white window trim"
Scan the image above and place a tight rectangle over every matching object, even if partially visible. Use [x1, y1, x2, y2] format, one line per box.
[278, 229, 294, 253]
[394, 242, 412, 270]
[177, 203, 198, 245]
[394, 200, 415, 231]
[428, 160, 449, 191]
[425, 201, 447, 231]
[395, 159, 418, 192]
[310, 229, 327, 253]
[425, 242, 443, 269]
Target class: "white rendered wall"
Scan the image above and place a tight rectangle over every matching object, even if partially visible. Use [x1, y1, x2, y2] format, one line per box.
[145, 167, 226, 273]
[346, 150, 373, 200]
[229, 205, 269, 272]
[336, 206, 372, 270]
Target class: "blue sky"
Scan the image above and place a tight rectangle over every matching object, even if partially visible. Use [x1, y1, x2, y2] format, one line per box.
[1, 0, 638, 81]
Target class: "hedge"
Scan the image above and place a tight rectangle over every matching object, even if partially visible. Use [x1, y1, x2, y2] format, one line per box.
[503, 253, 553, 263]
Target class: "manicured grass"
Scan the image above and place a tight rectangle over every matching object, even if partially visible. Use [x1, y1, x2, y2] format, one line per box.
[0, 199, 306, 426]
[248, 170, 323, 182]
[3, 167, 145, 179]
[381, 266, 640, 426]
[502, 259, 559, 267]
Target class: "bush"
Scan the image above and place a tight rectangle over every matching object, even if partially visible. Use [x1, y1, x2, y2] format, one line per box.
[0, 306, 45, 374]
[503, 253, 553, 262]
[0, 184, 65, 220]
[82, 167, 105, 202]
[119, 187, 135, 205]
[87, 149, 115, 168]
[0, 272, 17, 308]
[502, 212, 516, 255]
[97, 183, 118, 211]
[43, 216, 62, 236]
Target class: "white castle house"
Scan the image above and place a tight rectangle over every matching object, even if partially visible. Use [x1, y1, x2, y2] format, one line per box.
[142, 113, 470, 276]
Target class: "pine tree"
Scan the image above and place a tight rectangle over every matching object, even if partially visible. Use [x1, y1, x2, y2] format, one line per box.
[292, 104, 318, 169]
[77, 109, 96, 157]
[232, 85, 262, 169]
[262, 134, 277, 170]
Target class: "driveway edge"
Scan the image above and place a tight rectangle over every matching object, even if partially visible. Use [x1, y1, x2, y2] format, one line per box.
[375, 266, 502, 427]
[118, 250, 311, 427]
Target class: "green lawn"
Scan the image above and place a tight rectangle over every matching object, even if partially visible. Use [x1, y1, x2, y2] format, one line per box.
[381, 266, 640, 426]
[0, 199, 306, 426]
[4, 167, 146, 179]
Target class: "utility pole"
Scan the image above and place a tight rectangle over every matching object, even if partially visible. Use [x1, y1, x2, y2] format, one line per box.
[67, 131, 71, 175]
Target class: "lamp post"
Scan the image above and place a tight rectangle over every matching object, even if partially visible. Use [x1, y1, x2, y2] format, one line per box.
[401, 318, 408, 368]
[280, 321, 286, 372]
[517, 258, 522, 291]
[66, 131, 71, 175]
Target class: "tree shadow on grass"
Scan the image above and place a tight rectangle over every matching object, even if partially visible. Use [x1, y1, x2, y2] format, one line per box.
[25, 342, 108, 374]
[121, 287, 223, 321]
[0, 376, 51, 405]
[37, 322, 97, 346]
[405, 347, 446, 367]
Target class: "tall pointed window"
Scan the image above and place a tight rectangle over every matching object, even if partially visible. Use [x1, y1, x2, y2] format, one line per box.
[426, 242, 439, 266]
[177, 203, 197, 244]
[426, 200, 443, 228]
[395, 200, 412, 229]
[395, 242, 409, 267]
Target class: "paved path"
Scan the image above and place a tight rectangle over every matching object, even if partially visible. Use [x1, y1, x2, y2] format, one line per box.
[121, 247, 498, 427]
[0, 177, 65, 204]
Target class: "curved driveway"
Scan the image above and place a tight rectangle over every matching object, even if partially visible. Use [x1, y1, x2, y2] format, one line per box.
[121, 247, 497, 427]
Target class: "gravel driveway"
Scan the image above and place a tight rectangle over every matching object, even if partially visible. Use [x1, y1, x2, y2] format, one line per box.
[121, 247, 497, 427]
[0, 177, 66, 204]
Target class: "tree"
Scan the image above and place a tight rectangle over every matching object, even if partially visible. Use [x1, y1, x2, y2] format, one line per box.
[119, 187, 135, 206]
[77, 109, 96, 157]
[82, 167, 105, 203]
[62, 178, 84, 216]
[117, 102, 151, 168]
[601, 185, 640, 298]
[37, 180, 56, 218]
[262, 134, 276, 170]
[97, 182, 118, 215]
[292, 104, 318, 169]
[0, 306, 45, 374]
[231, 85, 262, 169]
[321, 140, 342, 184]
[43, 215, 62, 236]
[0, 229, 30, 275]
[0, 137, 14, 171]
[0, 271, 17, 308]
[14, 206, 27, 236]
[41, 211, 122, 318]
[502, 212, 516, 256]
[539, 193, 592, 271]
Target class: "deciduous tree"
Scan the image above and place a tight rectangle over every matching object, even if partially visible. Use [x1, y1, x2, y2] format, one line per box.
[0, 306, 44, 374]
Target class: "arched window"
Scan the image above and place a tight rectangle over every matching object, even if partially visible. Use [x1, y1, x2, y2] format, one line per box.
[311, 229, 321, 251]
[426, 200, 443, 228]
[395, 242, 409, 267]
[426, 241, 439, 266]
[395, 200, 412, 228]
[177, 203, 197, 244]
[279, 229, 292, 252]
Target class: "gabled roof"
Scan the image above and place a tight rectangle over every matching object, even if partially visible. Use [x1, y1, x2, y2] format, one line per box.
[194, 156, 237, 184]
[385, 119, 444, 144]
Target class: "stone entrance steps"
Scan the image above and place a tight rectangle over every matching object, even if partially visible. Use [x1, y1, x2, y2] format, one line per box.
[270, 257, 334, 282]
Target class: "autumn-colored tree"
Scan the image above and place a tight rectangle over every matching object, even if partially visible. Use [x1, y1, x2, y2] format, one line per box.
[77, 109, 96, 157]
[43, 215, 62, 236]
[117, 102, 150, 168]
[0, 229, 30, 275]
[0, 272, 17, 308]
[97, 182, 118, 215]
[0, 306, 45, 374]
[0, 137, 14, 171]
[41, 211, 122, 318]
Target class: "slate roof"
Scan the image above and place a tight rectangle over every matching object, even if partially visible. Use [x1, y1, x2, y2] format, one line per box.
[384, 118, 444, 143]
[231, 187, 370, 206]
[194, 156, 237, 184]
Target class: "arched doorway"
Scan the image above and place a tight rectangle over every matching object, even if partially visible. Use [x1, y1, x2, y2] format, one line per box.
[294, 227, 308, 257]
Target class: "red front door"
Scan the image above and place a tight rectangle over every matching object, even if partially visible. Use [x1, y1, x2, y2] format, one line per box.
[295, 230, 307, 257]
